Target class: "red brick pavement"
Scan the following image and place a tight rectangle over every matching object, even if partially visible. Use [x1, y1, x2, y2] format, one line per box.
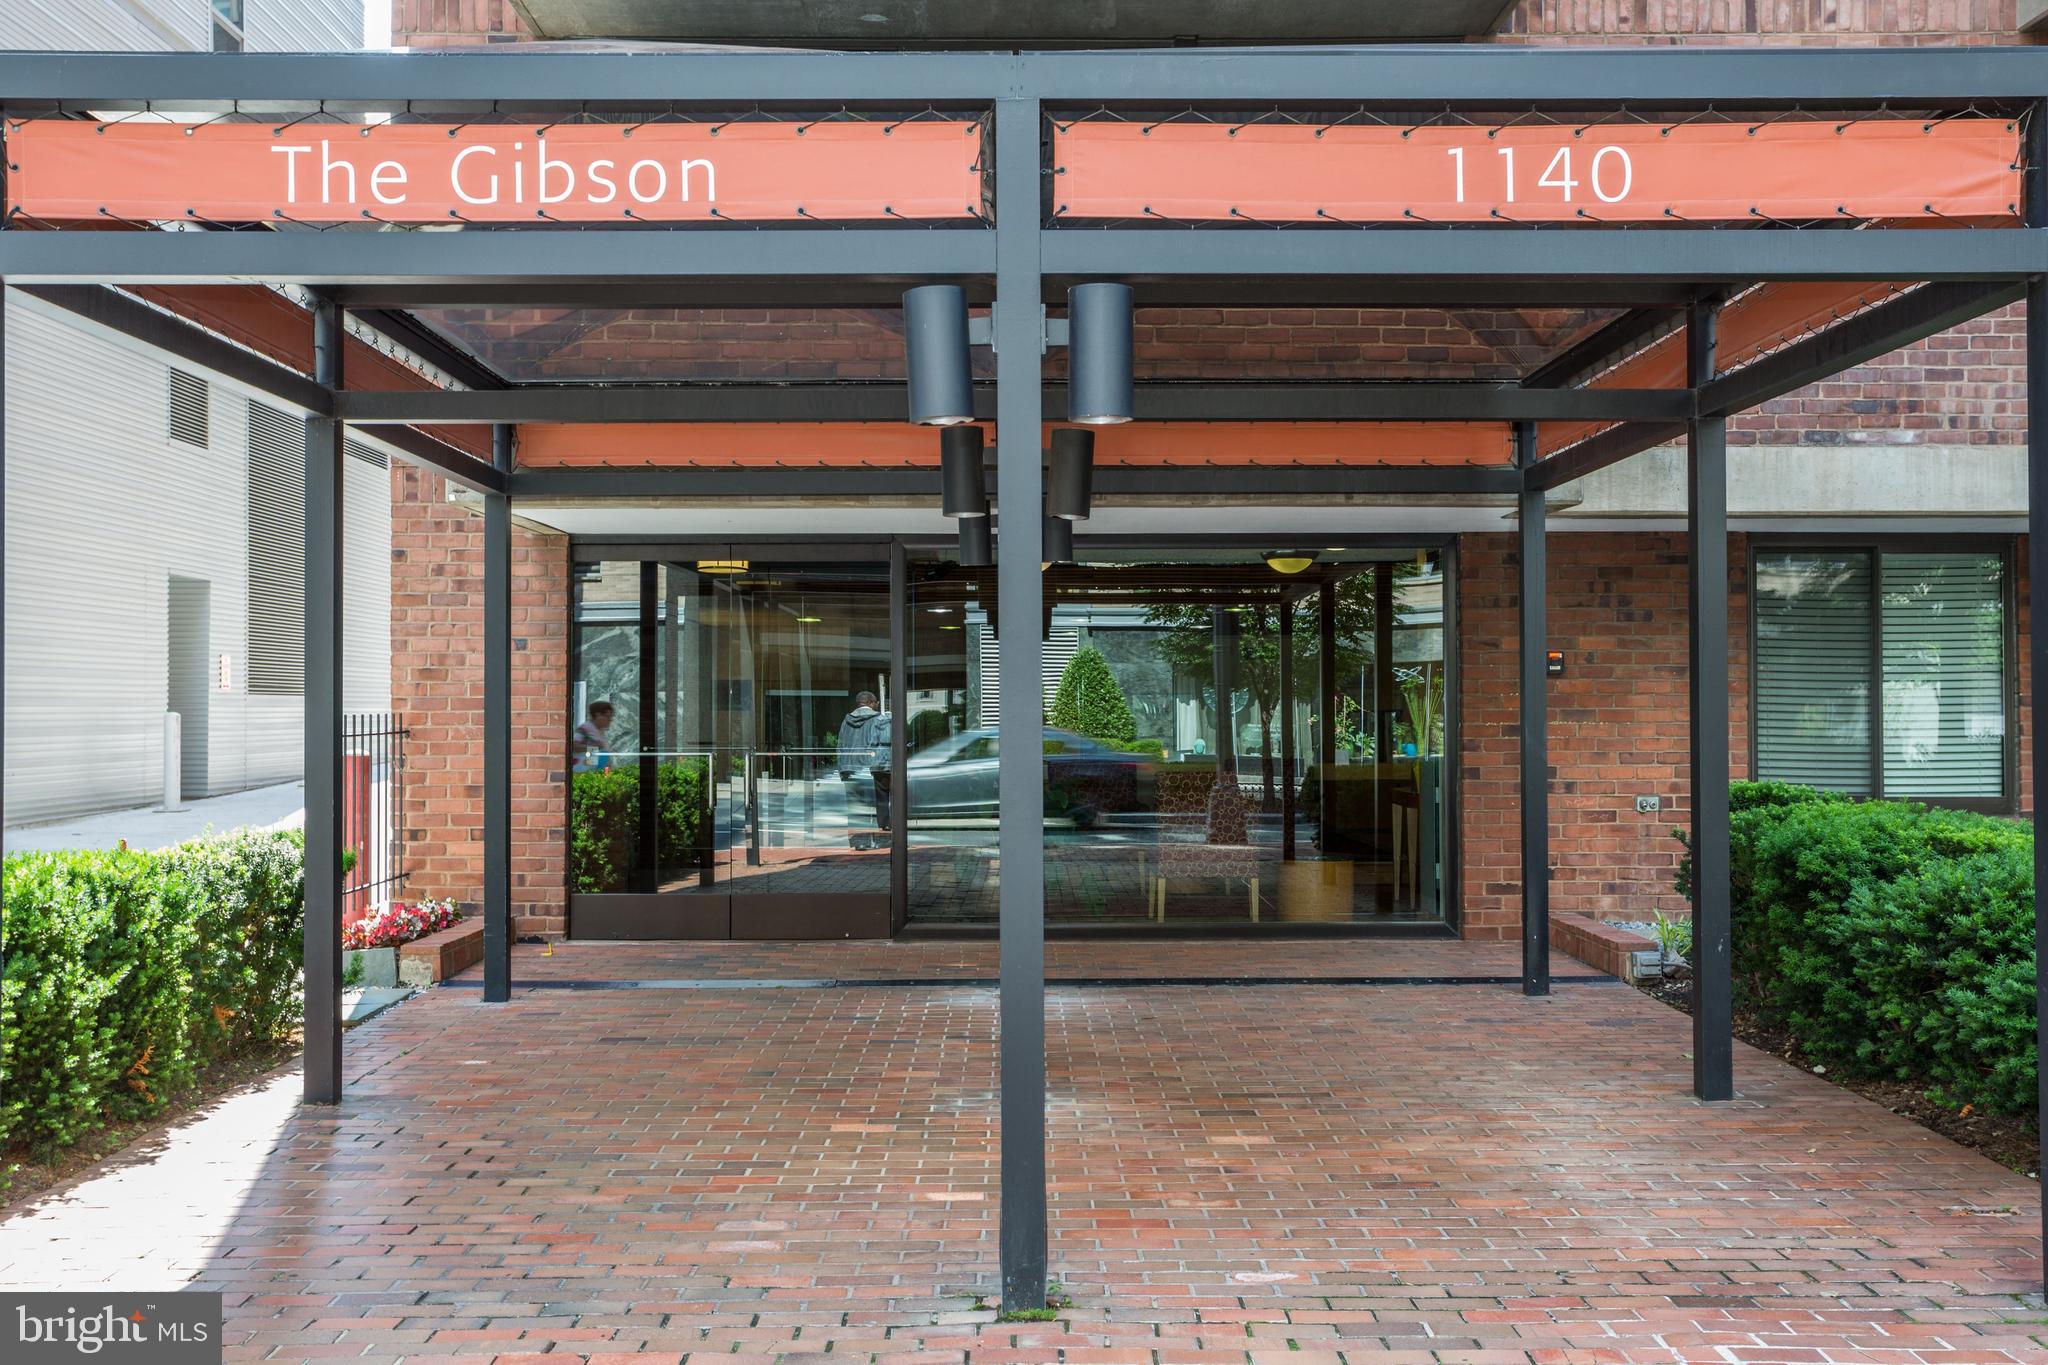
[1, 943, 2041, 1364]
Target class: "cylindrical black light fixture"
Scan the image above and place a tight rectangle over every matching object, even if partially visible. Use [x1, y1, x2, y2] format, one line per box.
[1046, 427, 1094, 521]
[1042, 512, 1075, 566]
[940, 426, 987, 518]
[957, 512, 993, 568]
[1067, 282, 1133, 425]
[904, 284, 974, 426]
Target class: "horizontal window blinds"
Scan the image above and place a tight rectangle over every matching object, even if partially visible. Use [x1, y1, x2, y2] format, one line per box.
[1754, 551, 1874, 795]
[1881, 553, 2005, 799]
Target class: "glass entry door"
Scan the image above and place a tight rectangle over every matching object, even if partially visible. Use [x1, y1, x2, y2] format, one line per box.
[569, 554, 894, 939]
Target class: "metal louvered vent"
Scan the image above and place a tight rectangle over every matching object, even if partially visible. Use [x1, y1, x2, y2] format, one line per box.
[246, 400, 305, 697]
[344, 436, 388, 470]
[167, 368, 210, 447]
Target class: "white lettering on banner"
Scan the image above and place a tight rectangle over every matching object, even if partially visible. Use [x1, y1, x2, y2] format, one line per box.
[1449, 143, 1635, 206]
[265, 138, 721, 211]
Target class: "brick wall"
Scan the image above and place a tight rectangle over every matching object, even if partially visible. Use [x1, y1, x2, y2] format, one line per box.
[390, 0, 526, 46]
[1461, 530, 2032, 940]
[1459, 532, 1751, 937]
[392, 464, 570, 935]
[1495, 0, 2024, 44]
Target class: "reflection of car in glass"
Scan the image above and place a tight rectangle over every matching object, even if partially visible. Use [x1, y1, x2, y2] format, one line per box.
[874, 727, 1154, 826]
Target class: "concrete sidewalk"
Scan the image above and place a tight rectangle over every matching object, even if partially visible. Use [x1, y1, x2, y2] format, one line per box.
[4, 780, 304, 856]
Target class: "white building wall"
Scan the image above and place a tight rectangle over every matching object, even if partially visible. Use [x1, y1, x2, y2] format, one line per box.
[0, 1, 361, 55]
[0, 1, 208, 51]
[4, 291, 395, 824]
[244, 0, 361, 52]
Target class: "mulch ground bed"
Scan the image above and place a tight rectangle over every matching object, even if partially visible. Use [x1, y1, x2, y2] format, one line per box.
[0, 1040, 300, 1213]
[1639, 974, 2039, 1176]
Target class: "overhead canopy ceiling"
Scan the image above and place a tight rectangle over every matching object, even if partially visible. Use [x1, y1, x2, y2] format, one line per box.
[506, 0, 1519, 47]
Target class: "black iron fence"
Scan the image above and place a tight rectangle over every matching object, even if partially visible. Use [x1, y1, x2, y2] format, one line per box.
[341, 711, 409, 913]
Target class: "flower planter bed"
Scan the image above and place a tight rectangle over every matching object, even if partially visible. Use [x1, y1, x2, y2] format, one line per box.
[399, 919, 485, 986]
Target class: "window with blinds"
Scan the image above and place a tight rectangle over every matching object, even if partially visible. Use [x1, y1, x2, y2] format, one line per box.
[1880, 553, 2005, 799]
[1753, 545, 2009, 805]
[246, 400, 305, 697]
[1754, 551, 1874, 795]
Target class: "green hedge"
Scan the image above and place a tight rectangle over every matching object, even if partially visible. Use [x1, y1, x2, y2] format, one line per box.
[569, 759, 709, 893]
[0, 829, 308, 1158]
[1680, 780, 2035, 1117]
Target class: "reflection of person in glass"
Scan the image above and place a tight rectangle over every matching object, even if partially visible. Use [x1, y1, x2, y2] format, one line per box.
[572, 700, 614, 773]
[837, 690, 887, 849]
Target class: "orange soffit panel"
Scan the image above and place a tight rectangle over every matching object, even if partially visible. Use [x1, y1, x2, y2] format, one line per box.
[1051, 118, 2021, 224]
[5, 119, 986, 224]
[515, 421, 1510, 468]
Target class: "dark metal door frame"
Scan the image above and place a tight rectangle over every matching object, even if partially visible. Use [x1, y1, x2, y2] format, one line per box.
[565, 538, 903, 939]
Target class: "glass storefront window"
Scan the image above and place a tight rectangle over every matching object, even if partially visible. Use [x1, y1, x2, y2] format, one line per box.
[904, 547, 1451, 929]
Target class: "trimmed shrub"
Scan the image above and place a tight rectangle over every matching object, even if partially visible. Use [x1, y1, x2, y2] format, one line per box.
[0, 829, 308, 1158]
[1677, 782, 2036, 1118]
[1048, 646, 1137, 744]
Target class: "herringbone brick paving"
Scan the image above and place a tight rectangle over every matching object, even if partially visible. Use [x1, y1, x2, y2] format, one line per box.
[1, 941, 2041, 1364]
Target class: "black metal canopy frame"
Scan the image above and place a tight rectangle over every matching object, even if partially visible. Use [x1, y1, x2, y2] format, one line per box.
[1, 45, 2046, 1310]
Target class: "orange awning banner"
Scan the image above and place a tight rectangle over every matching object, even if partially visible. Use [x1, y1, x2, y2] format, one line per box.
[5, 119, 987, 224]
[1052, 118, 2021, 224]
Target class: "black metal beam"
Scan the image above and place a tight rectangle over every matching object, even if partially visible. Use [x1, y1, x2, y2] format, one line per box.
[1697, 280, 2027, 417]
[302, 296, 344, 1106]
[337, 381, 1692, 425]
[0, 230, 996, 288]
[7, 228, 2037, 293]
[20, 284, 330, 412]
[350, 306, 510, 392]
[17, 283, 507, 494]
[482, 424, 513, 1004]
[1687, 297, 1733, 1104]
[1522, 308, 1680, 389]
[376, 427, 508, 497]
[338, 280, 1683, 311]
[1517, 424, 1549, 998]
[1044, 228, 2047, 284]
[992, 94, 1048, 1317]
[1525, 422, 1686, 492]
[4, 46, 2045, 112]
[506, 463, 1522, 500]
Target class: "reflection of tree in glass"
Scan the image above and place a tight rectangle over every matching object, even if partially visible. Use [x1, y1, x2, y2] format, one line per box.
[1142, 569, 1388, 808]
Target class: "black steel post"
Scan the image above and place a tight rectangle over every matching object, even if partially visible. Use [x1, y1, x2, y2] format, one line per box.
[1518, 423, 1550, 997]
[992, 94, 1048, 1315]
[2025, 101, 2048, 1297]
[1318, 582, 1338, 844]
[482, 424, 512, 1003]
[2031, 272, 2048, 1299]
[1688, 299, 1734, 1103]
[888, 542, 910, 932]
[1279, 602, 1296, 861]
[302, 296, 344, 1104]
[637, 561, 659, 893]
